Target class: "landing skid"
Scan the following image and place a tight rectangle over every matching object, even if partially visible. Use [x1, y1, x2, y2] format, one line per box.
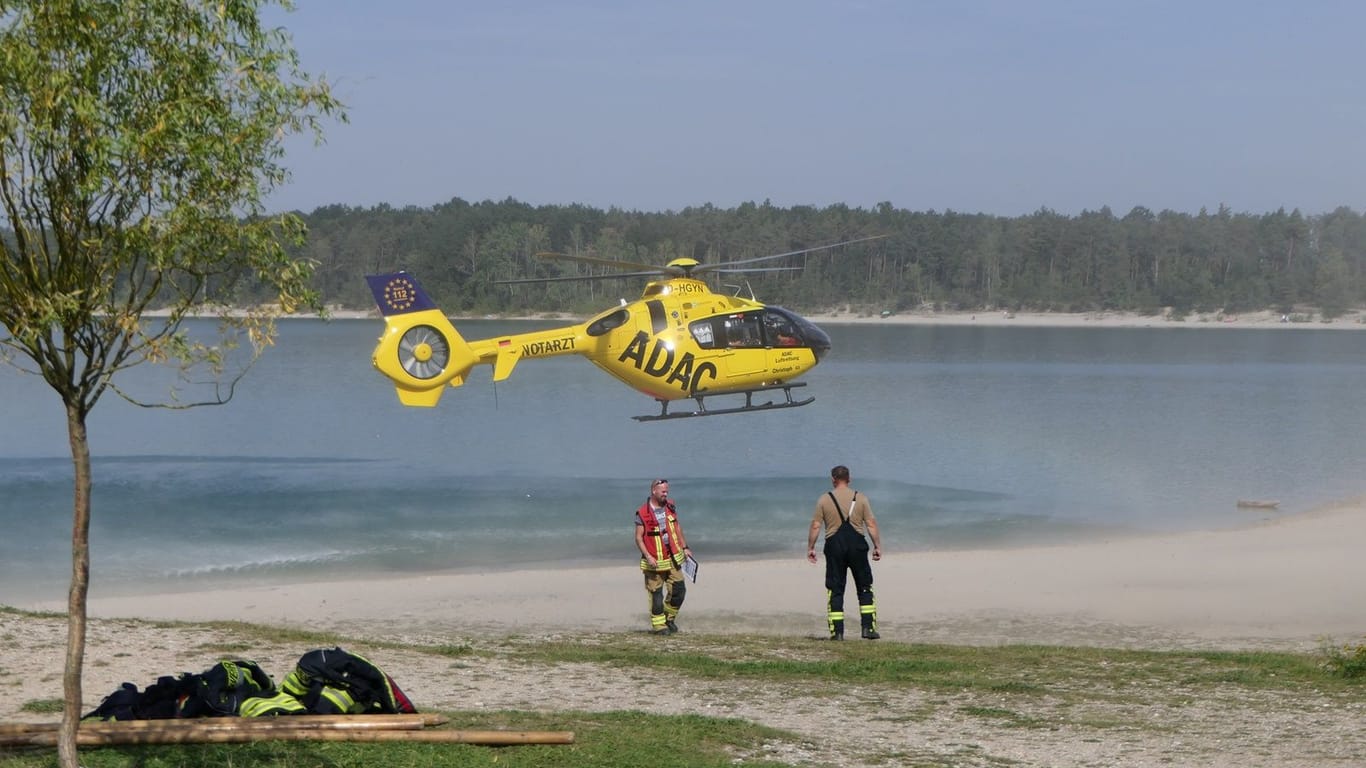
[633, 383, 814, 422]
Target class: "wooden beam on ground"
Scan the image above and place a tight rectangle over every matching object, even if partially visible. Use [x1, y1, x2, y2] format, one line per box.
[0, 713, 445, 738]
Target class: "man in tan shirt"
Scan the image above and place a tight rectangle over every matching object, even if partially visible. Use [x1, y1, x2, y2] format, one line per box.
[807, 465, 882, 640]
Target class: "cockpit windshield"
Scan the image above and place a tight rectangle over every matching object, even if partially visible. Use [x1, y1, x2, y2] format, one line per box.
[763, 309, 803, 347]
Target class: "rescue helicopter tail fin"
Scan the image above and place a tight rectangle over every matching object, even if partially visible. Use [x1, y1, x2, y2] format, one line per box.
[365, 273, 480, 407]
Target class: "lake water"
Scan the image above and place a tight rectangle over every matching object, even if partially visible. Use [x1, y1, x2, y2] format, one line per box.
[2, 319, 1364, 601]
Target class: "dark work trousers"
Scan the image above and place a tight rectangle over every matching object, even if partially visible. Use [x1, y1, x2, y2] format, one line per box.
[823, 518, 876, 638]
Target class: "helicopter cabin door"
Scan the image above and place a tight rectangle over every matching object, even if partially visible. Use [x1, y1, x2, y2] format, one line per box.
[717, 311, 769, 378]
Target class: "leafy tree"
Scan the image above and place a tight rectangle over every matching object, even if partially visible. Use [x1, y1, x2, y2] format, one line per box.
[297, 196, 1365, 320]
[0, 2, 342, 765]
[1316, 244, 1352, 319]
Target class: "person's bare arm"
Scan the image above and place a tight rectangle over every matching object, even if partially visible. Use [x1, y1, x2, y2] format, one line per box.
[807, 517, 822, 563]
[866, 518, 882, 561]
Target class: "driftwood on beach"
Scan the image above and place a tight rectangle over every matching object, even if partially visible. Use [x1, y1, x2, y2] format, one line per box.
[0, 714, 575, 748]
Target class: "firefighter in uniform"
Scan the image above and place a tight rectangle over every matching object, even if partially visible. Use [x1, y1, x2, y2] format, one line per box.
[807, 465, 883, 640]
[635, 478, 692, 635]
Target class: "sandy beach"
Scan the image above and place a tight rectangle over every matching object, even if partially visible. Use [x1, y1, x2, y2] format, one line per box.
[17, 493, 1365, 651]
[6, 496, 1365, 767]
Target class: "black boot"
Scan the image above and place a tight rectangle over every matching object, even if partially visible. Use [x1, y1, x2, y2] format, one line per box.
[861, 625, 880, 640]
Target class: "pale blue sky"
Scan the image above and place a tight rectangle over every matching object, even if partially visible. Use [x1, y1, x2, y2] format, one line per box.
[264, 0, 1366, 217]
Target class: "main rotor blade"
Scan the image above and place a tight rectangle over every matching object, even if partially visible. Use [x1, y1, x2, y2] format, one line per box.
[533, 251, 670, 275]
[502, 236, 884, 286]
[697, 234, 887, 272]
[709, 266, 804, 275]
[495, 270, 662, 285]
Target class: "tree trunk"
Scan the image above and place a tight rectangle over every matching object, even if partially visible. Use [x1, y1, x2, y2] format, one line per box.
[59, 404, 92, 768]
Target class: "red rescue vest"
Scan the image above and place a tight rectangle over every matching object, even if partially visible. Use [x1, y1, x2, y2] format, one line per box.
[637, 500, 685, 570]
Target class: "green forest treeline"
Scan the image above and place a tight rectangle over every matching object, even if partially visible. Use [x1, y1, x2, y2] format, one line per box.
[290, 198, 1366, 318]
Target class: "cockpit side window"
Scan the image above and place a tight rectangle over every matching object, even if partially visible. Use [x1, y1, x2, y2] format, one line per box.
[723, 313, 764, 347]
[586, 308, 629, 337]
[646, 300, 668, 335]
[689, 319, 716, 348]
[692, 311, 802, 349]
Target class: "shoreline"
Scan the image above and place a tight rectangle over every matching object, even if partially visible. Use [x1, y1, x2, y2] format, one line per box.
[16, 492, 1365, 653]
[805, 307, 1366, 329]
[308, 306, 1366, 330]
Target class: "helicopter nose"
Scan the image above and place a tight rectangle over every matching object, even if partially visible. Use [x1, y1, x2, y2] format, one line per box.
[770, 306, 832, 361]
[800, 321, 832, 361]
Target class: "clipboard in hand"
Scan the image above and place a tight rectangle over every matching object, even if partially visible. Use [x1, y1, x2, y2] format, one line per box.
[683, 553, 699, 583]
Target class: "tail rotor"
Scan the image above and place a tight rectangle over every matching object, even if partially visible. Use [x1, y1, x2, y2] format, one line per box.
[398, 325, 451, 380]
[366, 272, 479, 406]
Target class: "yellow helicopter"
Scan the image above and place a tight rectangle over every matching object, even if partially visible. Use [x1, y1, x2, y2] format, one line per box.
[365, 236, 882, 421]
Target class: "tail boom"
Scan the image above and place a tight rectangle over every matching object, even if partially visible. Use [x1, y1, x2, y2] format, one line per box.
[366, 272, 589, 407]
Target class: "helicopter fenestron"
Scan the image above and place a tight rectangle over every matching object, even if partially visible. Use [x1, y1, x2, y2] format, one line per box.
[365, 236, 883, 421]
